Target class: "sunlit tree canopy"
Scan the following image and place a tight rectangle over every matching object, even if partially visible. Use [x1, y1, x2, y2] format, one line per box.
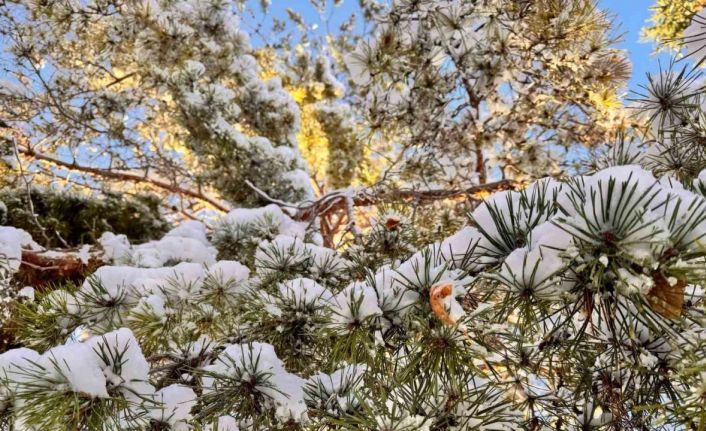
[1, 0, 706, 430]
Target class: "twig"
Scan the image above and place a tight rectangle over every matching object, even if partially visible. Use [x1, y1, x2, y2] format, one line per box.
[243, 180, 299, 208]
[294, 180, 522, 221]
[345, 193, 362, 243]
[9, 136, 52, 245]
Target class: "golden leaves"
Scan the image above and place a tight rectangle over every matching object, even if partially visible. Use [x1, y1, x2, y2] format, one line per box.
[588, 87, 623, 113]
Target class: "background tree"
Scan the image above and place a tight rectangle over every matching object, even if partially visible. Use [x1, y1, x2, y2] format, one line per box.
[344, 0, 632, 190]
[643, 0, 706, 50]
[1, 0, 632, 222]
[0, 0, 313, 214]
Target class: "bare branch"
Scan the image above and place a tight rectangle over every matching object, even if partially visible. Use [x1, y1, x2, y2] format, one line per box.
[294, 179, 522, 221]
[16, 143, 230, 213]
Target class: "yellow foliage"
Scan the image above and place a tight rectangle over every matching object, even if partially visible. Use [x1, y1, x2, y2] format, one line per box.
[471, 189, 492, 200]
[297, 103, 330, 187]
[289, 86, 309, 104]
[256, 48, 280, 81]
[589, 87, 622, 113]
[255, 47, 375, 192]
[356, 141, 385, 186]
[643, 0, 706, 50]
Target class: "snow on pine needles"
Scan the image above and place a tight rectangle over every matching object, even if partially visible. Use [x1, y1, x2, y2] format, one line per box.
[1, 165, 706, 429]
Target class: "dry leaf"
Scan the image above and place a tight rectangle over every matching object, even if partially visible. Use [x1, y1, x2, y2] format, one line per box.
[647, 272, 685, 320]
[430, 282, 456, 325]
[384, 217, 401, 229]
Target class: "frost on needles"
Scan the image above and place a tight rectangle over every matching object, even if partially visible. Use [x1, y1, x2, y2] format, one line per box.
[3, 0, 706, 429]
[1, 163, 706, 429]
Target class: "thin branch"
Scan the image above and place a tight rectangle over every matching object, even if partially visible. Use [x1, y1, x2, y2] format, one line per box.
[18, 248, 104, 288]
[295, 179, 522, 221]
[345, 192, 362, 242]
[244, 180, 299, 208]
[16, 144, 230, 212]
[9, 135, 52, 245]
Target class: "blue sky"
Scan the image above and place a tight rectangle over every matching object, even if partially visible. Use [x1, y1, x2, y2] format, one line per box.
[598, 0, 673, 90]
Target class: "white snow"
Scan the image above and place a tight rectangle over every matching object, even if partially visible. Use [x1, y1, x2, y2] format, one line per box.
[304, 242, 351, 278]
[0, 347, 40, 408]
[99, 232, 132, 264]
[100, 223, 218, 268]
[205, 416, 240, 431]
[344, 40, 375, 86]
[164, 220, 210, 246]
[279, 278, 334, 308]
[85, 328, 150, 394]
[615, 268, 654, 296]
[38, 343, 109, 398]
[206, 260, 250, 285]
[555, 165, 669, 264]
[683, 9, 706, 65]
[696, 168, 706, 190]
[255, 235, 310, 275]
[439, 226, 482, 268]
[653, 186, 706, 251]
[0, 226, 40, 274]
[84, 262, 205, 304]
[284, 170, 315, 199]
[202, 342, 308, 423]
[331, 281, 383, 326]
[497, 245, 567, 299]
[17, 286, 34, 301]
[150, 384, 197, 431]
[305, 364, 367, 412]
[132, 235, 217, 268]
[469, 180, 558, 264]
[372, 266, 420, 321]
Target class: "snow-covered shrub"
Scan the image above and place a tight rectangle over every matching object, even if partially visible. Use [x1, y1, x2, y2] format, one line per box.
[211, 205, 317, 267]
[0, 227, 42, 350]
[2, 162, 706, 429]
[0, 188, 169, 248]
[8, 0, 706, 429]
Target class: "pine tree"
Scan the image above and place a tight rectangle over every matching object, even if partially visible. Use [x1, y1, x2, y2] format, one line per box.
[0, 0, 313, 209]
[644, 0, 706, 51]
[2, 153, 706, 429]
[344, 0, 631, 186]
[2, 1, 706, 431]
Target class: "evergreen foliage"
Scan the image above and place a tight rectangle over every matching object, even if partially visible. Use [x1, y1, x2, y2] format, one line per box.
[0, 188, 168, 248]
[3, 1, 706, 430]
[644, 0, 706, 50]
[1, 157, 706, 429]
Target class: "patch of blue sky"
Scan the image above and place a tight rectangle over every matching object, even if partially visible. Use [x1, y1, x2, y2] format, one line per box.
[598, 0, 674, 90]
[250, 0, 682, 91]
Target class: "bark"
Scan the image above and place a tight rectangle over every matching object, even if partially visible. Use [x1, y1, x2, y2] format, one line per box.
[294, 179, 522, 221]
[17, 249, 105, 289]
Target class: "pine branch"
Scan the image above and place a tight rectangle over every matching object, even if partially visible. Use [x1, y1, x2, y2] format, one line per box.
[2, 124, 229, 212]
[248, 178, 521, 221]
[17, 144, 230, 213]
[294, 180, 523, 221]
